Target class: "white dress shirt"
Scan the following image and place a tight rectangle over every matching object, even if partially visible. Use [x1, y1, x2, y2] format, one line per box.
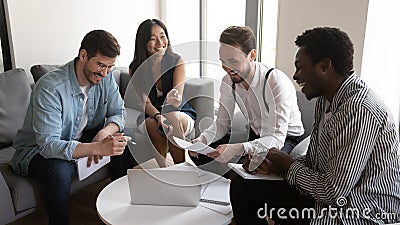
[200, 62, 304, 154]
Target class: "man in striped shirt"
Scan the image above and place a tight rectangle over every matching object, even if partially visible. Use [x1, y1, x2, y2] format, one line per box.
[230, 27, 400, 225]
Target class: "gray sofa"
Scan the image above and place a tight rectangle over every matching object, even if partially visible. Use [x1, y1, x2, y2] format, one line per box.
[0, 65, 215, 225]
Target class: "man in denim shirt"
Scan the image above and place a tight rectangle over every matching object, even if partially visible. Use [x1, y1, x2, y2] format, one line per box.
[9, 30, 136, 225]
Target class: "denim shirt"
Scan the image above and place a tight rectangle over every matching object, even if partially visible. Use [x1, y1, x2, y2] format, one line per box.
[9, 59, 126, 176]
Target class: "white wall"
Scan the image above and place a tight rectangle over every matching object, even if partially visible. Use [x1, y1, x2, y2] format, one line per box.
[6, 0, 159, 82]
[275, 0, 369, 81]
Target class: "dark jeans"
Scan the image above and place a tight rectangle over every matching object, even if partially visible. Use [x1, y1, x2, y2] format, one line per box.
[230, 175, 315, 225]
[28, 128, 137, 225]
[190, 129, 303, 177]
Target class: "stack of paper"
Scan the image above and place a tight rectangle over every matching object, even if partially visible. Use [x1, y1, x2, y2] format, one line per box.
[200, 178, 232, 215]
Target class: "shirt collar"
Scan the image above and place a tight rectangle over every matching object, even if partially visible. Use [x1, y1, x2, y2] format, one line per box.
[330, 72, 364, 113]
[237, 62, 260, 89]
[68, 58, 83, 97]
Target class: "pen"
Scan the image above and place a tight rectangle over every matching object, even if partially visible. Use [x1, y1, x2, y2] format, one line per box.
[200, 198, 230, 206]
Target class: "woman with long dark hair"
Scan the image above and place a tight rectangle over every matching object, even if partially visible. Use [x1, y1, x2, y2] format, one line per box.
[129, 19, 196, 167]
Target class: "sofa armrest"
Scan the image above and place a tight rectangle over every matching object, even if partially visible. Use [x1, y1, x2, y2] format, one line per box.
[0, 170, 15, 225]
[183, 78, 214, 137]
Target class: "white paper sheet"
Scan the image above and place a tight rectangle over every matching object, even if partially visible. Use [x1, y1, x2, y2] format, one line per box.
[228, 163, 284, 180]
[76, 156, 110, 181]
[200, 178, 232, 215]
[173, 136, 216, 155]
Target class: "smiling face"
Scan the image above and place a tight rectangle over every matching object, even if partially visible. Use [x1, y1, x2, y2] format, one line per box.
[77, 50, 116, 86]
[146, 24, 168, 57]
[293, 47, 327, 100]
[219, 44, 253, 83]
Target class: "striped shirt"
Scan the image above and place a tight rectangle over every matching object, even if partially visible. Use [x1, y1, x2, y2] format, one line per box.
[286, 74, 400, 224]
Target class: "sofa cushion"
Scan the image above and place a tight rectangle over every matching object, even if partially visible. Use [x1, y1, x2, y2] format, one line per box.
[0, 163, 42, 212]
[0, 68, 31, 149]
[30, 64, 61, 82]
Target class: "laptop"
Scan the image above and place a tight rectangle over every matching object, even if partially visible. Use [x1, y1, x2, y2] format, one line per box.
[127, 168, 201, 207]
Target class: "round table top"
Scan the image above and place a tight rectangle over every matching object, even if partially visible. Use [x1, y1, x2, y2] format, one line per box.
[96, 175, 233, 225]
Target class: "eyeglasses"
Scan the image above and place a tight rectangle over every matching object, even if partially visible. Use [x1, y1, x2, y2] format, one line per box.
[96, 62, 116, 73]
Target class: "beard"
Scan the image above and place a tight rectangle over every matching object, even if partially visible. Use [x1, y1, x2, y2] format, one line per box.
[230, 66, 251, 84]
[231, 76, 245, 83]
[83, 64, 103, 86]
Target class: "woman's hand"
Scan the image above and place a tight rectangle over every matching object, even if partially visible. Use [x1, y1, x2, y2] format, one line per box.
[165, 88, 182, 108]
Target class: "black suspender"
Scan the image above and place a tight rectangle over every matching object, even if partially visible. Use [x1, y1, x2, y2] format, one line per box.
[232, 68, 274, 113]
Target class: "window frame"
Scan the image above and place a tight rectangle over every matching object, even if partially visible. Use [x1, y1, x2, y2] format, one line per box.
[0, 0, 12, 71]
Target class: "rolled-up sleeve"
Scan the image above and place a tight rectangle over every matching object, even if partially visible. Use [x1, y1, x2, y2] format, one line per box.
[201, 76, 235, 144]
[32, 86, 78, 160]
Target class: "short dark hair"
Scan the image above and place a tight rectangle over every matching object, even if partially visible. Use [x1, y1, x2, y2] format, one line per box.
[219, 26, 256, 55]
[79, 30, 120, 58]
[295, 27, 354, 76]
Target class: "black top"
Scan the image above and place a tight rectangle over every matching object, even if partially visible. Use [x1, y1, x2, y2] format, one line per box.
[135, 52, 196, 124]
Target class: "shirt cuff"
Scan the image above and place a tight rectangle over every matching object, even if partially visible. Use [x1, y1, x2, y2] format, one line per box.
[201, 133, 214, 145]
[67, 140, 80, 160]
[105, 118, 124, 132]
[285, 160, 303, 185]
[242, 142, 253, 154]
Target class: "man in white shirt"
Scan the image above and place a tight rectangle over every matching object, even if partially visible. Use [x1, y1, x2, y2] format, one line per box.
[189, 26, 304, 176]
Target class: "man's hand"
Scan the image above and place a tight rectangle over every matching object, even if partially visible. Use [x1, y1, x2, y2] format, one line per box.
[189, 136, 206, 158]
[97, 133, 131, 156]
[207, 143, 244, 163]
[242, 148, 296, 175]
[86, 155, 103, 167]
[242, 154, 281, 175]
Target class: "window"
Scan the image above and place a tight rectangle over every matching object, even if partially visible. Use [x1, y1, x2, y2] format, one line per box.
[361, 0, 400, 127]
[259, 0, 279, 66]
[0, 0, 12, 72]
[163, 0, 245, 80]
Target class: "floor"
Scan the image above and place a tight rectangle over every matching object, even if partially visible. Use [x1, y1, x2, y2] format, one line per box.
[8, 154, 236, 225]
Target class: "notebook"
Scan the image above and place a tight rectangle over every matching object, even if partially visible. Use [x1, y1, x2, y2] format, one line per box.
[228, 163, 284, 180]
[127, 168, 201, 207]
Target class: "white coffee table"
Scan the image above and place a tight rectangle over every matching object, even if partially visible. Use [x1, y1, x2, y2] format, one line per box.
[96, 175, 233, 225]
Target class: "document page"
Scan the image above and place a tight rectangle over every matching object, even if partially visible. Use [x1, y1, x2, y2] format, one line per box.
[76, 156, 110, 181]
[200, 178, 232, 215]
[228, 163, 283, 180]
[173, 136, 215, 155]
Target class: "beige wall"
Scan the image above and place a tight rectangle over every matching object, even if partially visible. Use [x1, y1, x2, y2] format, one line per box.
[6, 0, 159, 82]
[275, 0, 369, 83]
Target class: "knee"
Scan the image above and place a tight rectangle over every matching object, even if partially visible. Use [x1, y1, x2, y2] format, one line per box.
[230, 175, 250, 199]
[46, 160, 74, 183]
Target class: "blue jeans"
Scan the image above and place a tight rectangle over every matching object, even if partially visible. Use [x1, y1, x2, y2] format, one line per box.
[28, 128, 137, 225]
[29, 153, 74, 225]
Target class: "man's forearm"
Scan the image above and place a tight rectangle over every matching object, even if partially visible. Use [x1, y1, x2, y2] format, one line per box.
[99, 122, 121, 137]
